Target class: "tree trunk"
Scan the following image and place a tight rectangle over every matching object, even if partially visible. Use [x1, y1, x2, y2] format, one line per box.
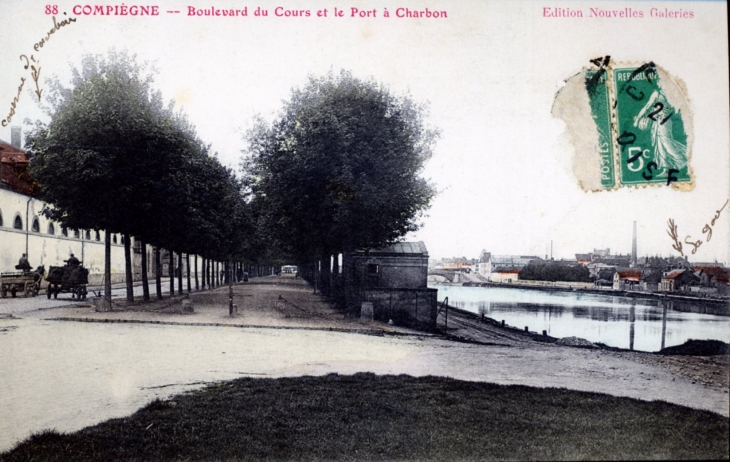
[186, 254, 191, 293]
[313, 261, 318, 294]
[124, 234, 133, 302]
[141, 239, 150, 302]
[169, 251, 175, 296]
[320, 255, 331, 297]
[194, 255, 199, 291]
[155, 247, 162, 300]
[202, 257, 208, 290]
[177, 251, 183, 294]
[104, 230, 112, 305]
[228, 260, 234, 316]
[332, 254, 340, 304]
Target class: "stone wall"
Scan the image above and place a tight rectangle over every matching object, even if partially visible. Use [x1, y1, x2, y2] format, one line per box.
[0, 187, 215, 287]
[361, 287, 438, 330]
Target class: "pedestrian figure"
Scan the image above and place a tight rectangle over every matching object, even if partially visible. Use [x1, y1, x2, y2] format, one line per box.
[17, 253, 31, 272]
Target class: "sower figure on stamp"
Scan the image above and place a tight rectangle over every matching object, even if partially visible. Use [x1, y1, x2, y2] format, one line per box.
[17, 253, 32, 272]
[632, 87, 688, 176]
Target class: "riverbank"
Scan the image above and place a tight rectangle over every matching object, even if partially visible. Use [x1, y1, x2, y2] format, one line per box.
[437, 303, 730, 389]
[457, 281, 730, 310]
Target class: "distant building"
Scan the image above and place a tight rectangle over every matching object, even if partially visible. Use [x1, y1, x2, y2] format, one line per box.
[477, 250, 491, 278]
[491, 255, 540, 267]
[613, 269, 642, 290]
[694, 266, 729, 288]
[490, 267, 521, 283]
[442, 257, 474, 272]
[474, 251, 539, 281]
[593, 248, 611, 258]
[575, 253, 593, 265]
[660, 269, 700, 292]
[640, 271, 663, 292]
[1, 134, 35, 196]
[587, 258, 631, 278]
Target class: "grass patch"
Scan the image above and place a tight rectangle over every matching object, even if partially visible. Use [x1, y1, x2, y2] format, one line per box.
[2, 373, 727, 461]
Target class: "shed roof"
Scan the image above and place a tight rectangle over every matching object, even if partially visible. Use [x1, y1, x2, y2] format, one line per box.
[363, 241, 429, 257]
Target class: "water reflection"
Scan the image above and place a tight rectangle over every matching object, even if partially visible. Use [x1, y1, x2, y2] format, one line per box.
[436, 285, 729, 352]
[629, 304, 635, 351]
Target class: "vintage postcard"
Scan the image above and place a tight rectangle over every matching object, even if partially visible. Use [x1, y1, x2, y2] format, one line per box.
[1, 0, 728, 459]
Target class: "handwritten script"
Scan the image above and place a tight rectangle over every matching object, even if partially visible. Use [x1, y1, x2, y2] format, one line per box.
[2, 14, 77, 127]
[667, 199, 728, 256]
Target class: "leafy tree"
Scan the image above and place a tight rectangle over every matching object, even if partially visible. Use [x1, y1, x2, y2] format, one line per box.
[243, 71, 438, 270]
[519, 263, 591, 283]
[27, 51, 250, 303]
[28, 51, 165, 301]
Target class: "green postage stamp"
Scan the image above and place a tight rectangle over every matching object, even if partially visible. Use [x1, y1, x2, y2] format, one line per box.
[553, 58, 693, 191]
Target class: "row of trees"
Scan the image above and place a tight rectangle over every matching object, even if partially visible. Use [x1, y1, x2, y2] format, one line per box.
[28, 52, 437, 306]
[28, 51, 257, 303]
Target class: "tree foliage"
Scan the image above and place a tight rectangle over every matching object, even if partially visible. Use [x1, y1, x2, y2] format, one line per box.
[243, 71, 438, 262]
[27, 50, 255, 299]
[518, 263, 592, 283]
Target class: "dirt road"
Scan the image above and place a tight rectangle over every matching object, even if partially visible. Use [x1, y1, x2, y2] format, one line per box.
[35, 276, 729, 415]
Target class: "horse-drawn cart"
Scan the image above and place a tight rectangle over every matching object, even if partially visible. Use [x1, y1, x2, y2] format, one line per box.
[45, 264, 89, 299]
[0, 268, 43, 298]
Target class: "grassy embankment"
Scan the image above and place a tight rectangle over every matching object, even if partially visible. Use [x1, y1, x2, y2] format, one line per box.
[2, 373, 728, 461]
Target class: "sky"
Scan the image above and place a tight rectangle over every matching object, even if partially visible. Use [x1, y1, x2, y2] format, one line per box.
[1, 0, 728, 263]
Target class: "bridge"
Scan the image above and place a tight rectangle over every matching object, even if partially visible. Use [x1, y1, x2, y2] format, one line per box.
[428, 270, 489, 284]
[427, 269, 458, 283]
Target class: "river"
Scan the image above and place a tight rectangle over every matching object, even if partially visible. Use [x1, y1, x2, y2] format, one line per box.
[434, 285, 730, 352]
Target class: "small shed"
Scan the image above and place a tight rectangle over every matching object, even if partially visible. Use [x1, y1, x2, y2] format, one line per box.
[342, 241, 437, 330]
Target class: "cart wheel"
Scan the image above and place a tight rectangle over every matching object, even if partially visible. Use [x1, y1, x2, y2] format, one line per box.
[1, 287, 6, 298]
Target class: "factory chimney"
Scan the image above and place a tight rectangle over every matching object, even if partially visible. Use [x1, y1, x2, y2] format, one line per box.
[10, 126, 21, 149]
[631, 221, 637, 267]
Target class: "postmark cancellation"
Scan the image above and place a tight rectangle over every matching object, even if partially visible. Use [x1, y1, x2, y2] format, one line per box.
[553, 58, 694, 192]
